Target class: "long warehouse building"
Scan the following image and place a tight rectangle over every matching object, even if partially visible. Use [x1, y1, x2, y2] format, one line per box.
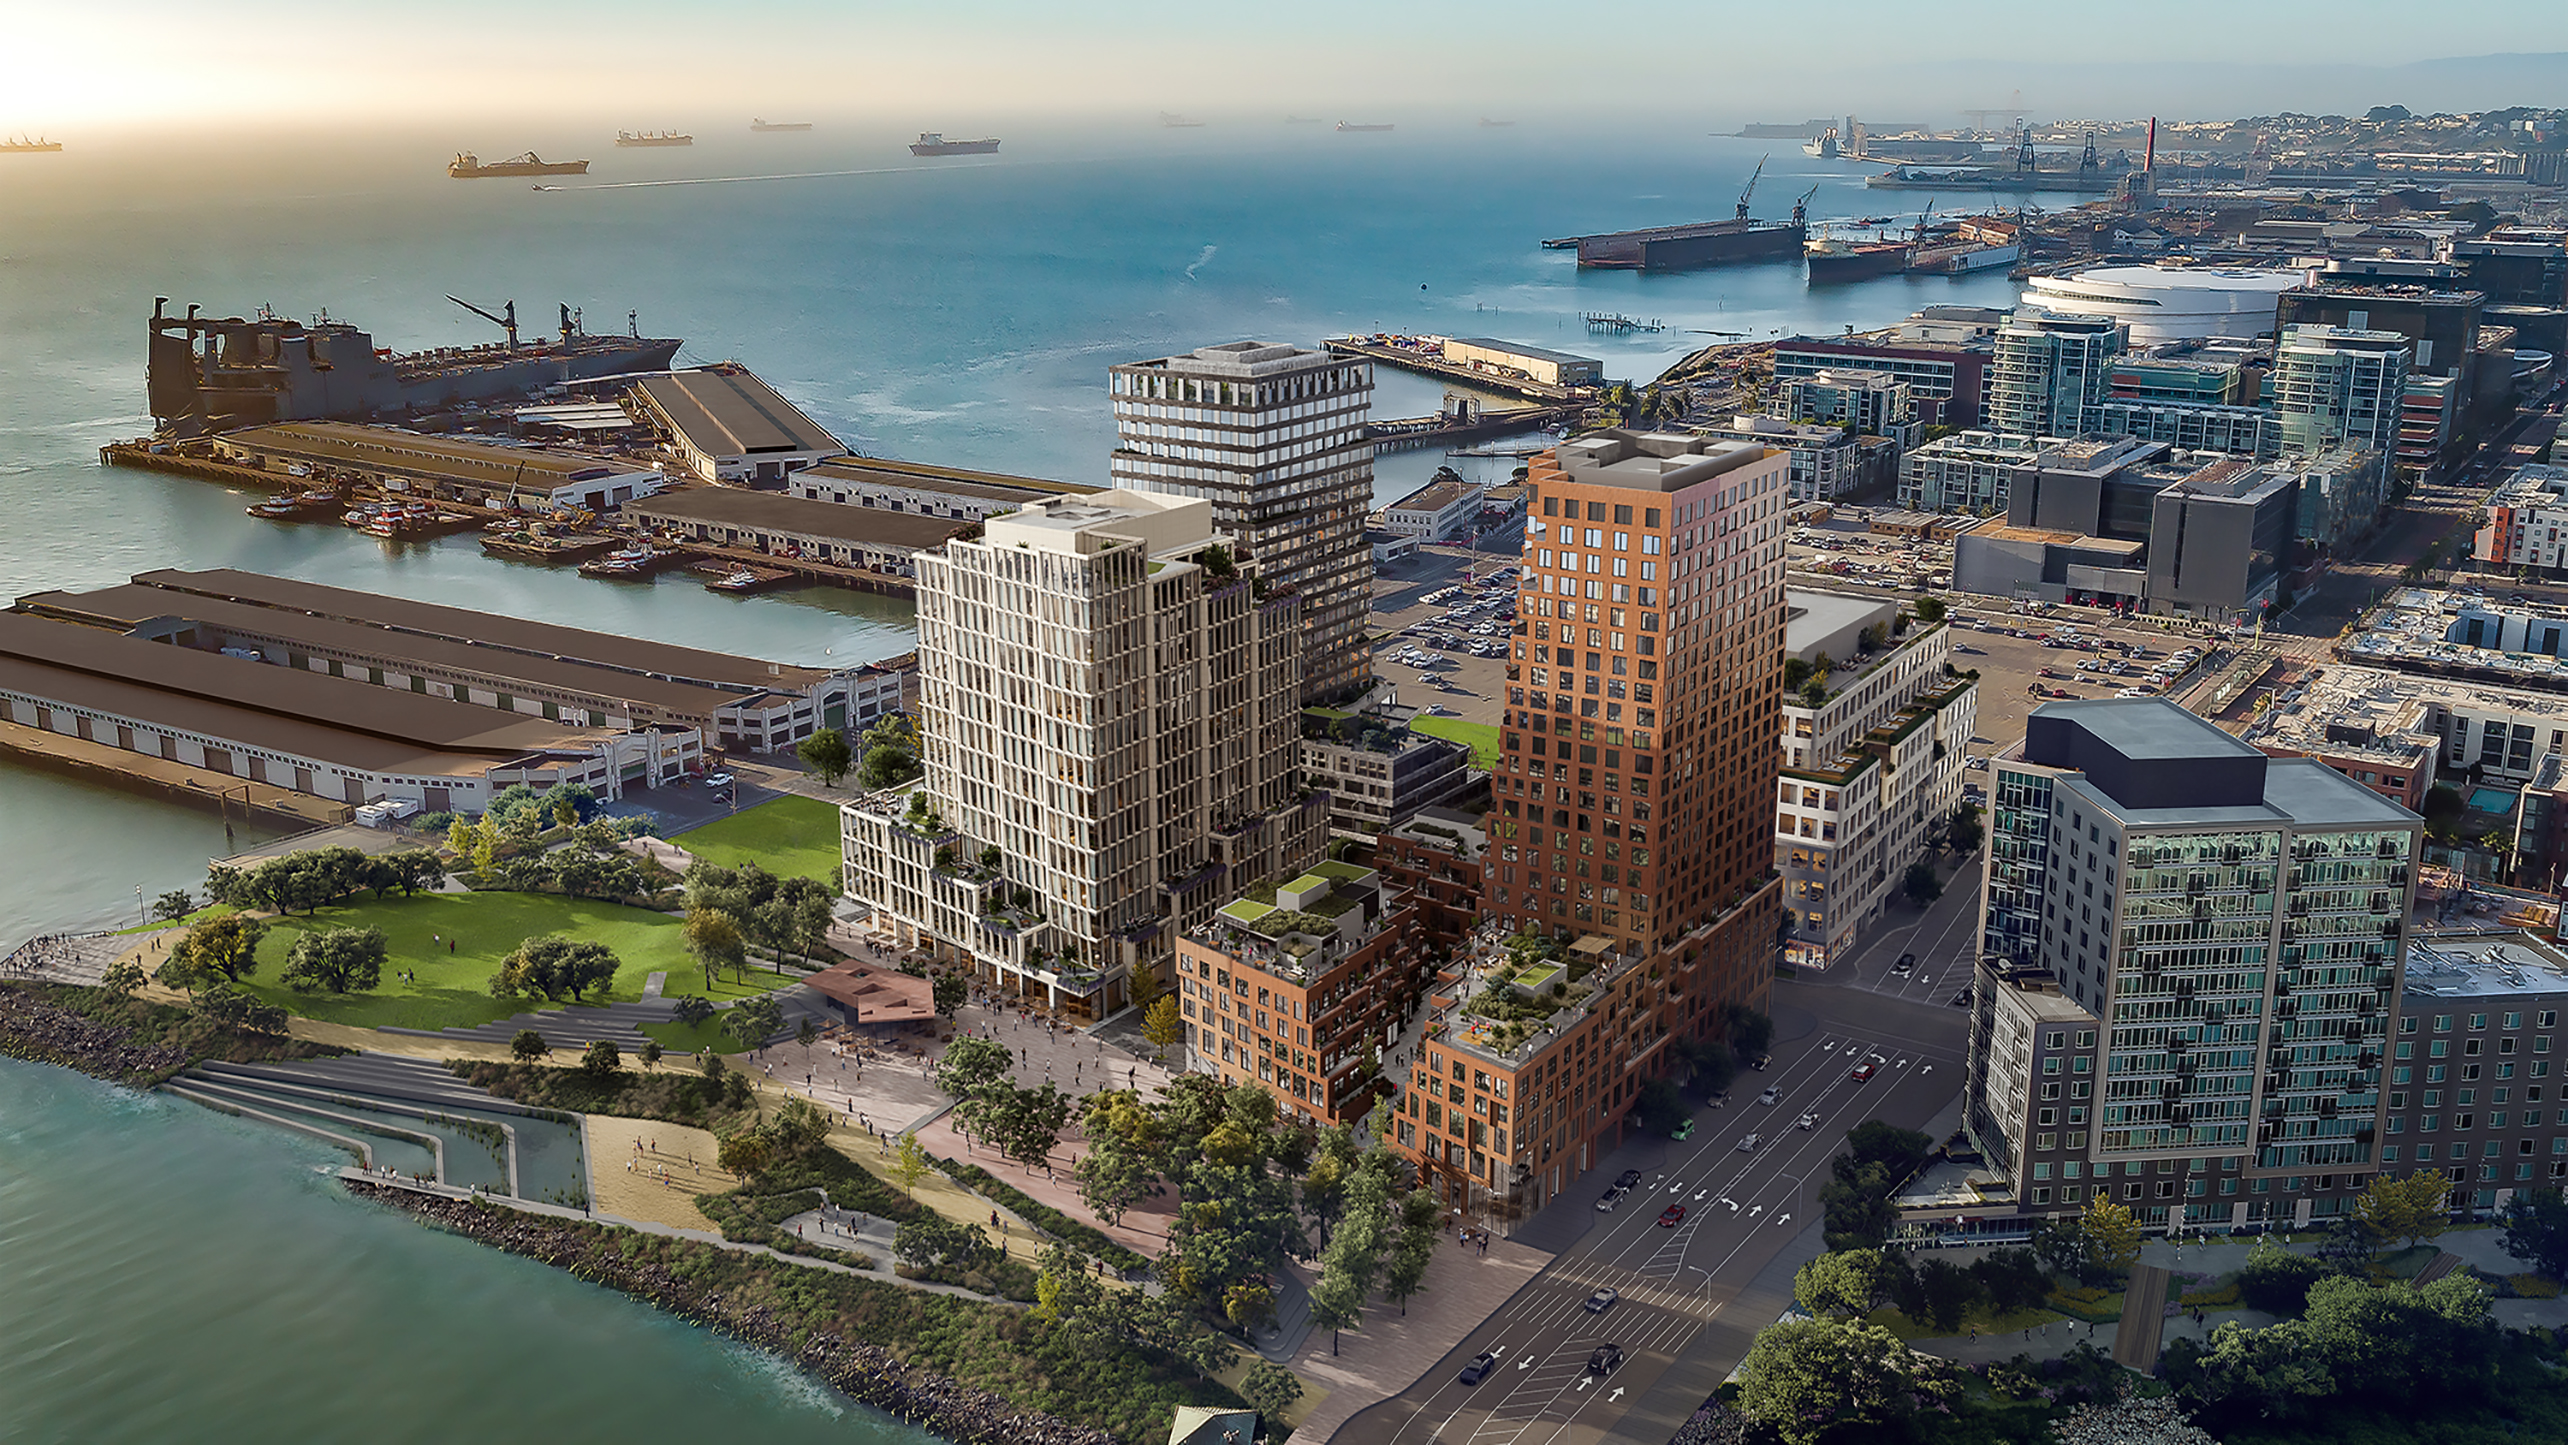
[0, 610, 689, 813]
[18, 569, 904, 752]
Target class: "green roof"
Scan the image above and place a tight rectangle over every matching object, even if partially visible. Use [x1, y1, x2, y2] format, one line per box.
[1283, 872, 1331, 894]
[1218, 899, 1277, 927]
[1312, 860, 1372, 883]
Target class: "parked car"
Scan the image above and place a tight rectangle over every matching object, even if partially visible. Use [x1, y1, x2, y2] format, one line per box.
[1595, 1186, 1627, 1212]
[1670, 1117, 1696, 1142]
[1458, 1350, 1500, 1385]
[1584, 1286, 1619, 1314]
[1614, 1169, 1644, 1189]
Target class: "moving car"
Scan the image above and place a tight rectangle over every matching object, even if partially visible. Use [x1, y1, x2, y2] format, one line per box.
[1584, 1344, 1626, 1379]
[1658, 1204, 1688, 1227]
[1797, 1112, 1819, 1131]
[1851, 1061, 1880, 1082]
[1892, 953, 1917, 976]
[1458, 1350, 1500, 1385]
[1949, 988, 1973, 1007]
[1758, 1086, 1781, 1106]
[1584, 1286, 1619, 1314]
[1736, 1133, 1761, 1152]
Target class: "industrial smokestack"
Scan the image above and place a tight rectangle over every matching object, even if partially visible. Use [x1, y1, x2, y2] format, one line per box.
[2145, 117, 2157, 174]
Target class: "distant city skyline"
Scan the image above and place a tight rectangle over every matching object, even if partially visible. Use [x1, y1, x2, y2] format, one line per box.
[8, 2, 2568, 130]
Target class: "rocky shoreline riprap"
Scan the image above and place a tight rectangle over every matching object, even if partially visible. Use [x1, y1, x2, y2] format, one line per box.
[0, 984, 193, 1085]
[347, 1183, 1123, 1445]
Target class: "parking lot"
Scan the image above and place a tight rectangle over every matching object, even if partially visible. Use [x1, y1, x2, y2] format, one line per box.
[1368, 547, 1517, 729]
[1942, 605, 2226, 762]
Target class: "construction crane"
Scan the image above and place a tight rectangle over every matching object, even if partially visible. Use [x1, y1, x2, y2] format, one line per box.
[1736, 154, 1767, 221]
[445, 294, 518, 349]
[1790, 182, 1820, 227]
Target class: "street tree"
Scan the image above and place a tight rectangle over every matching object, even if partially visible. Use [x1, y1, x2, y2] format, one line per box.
[510, 1028, 547, 1061]
[1380, 1187, 1441, 1315]
[1034, 1241, 1108, 1336]
[1142, 994, 1184, 1055]
[1735, 1316, 1957, 1445]
[933, 1034, 1015, 1104]
[1309, 1163, 1390, 1353]
[1902, 858, 1943, 906]
[2502, 1186, 2568, 1281]
[797, 727, 854, 788]
[489, 936, 621, 1002]
[1074, 1090, 1164, 1225]
[989, 1080, 1073, 1173]
[100, 957, 147, 997]
[639, 1039, 663, 1071]
[1238, 1362, 1304, 1424]
[177, 914, 267, 985]
[925, 973, 965, 1019]
[151, 890, 194, 924]
[2354, 1169, 2450, 1253]
[2080, 1193, 2145, 1280]
[682, 907, 747, 991]
[279, 926, 387, 994]
[889, 1131, 933, 1198]
[1794, 1248, 1893, 1318]
[724, 992, 786, 1051]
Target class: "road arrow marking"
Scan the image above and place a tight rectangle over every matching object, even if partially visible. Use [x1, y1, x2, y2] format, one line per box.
[1518, 1355, 1534, 1370]
[1610, 1386, 1626, 1401]
[1577, 1376, 1593, 1391]
[1748, 1204, 1764, 1217]
[1776, 1212, 1792, 1226]
[1920, 1064, 1934, 1076]
[1720, 1197, 1737, 1211]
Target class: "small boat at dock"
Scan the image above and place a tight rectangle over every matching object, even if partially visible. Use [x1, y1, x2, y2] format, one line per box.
[578, 544, 685, 580]
[698, 562, 794, 594]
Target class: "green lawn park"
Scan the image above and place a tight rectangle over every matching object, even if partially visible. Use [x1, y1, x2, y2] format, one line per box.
[673, 795, 845, 887]
[236, 891, 792, 1032]
[1411, 716, 1501, 768]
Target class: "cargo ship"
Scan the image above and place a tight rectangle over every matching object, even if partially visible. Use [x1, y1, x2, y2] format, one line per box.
[1545, 161, 1811, 273]
[751, 118, 813, 132]
[615, 131, 693, 147]
[3, 136, 63, 154]
[1907, 229, 2022, 275]
[1805, 235, 1912, 284]
[450, 152, 589, 178]
[147, 297, 682, 433]
[909, 133, 999, 156]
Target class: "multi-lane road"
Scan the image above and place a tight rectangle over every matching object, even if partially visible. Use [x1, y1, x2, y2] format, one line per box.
[1335, 981, 1968, 1445]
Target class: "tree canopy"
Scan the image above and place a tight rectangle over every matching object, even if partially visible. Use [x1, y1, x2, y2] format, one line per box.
[489, 936, 620, 1002]
[279, 925, 387, 994]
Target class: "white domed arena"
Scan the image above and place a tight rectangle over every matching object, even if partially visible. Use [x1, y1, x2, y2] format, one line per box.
[2022, 265, 2308, 346]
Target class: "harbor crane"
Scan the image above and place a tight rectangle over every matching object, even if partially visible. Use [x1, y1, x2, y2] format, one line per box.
[445, 294, 518, 349]
[1790, 182, 1819, 226]
[1735, 155, 1767, 221]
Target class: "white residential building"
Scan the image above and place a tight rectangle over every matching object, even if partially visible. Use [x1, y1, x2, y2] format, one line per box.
[1898, 429, 2065, 514]
[840, 491, 1324, 1019]
[1110, 341, 1377, 703]
[1775, 591, 1979, 968]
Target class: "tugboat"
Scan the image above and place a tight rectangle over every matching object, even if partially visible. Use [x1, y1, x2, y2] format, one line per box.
[579, 543, 681, 580]
[247, 488, 341, 520]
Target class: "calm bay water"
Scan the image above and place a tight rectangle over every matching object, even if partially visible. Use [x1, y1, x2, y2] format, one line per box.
[0, 1058, 933, 1445]
[0, 118, 2018, 1436]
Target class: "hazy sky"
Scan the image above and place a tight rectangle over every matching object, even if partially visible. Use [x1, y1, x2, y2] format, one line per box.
[9, 0, 2568, 131]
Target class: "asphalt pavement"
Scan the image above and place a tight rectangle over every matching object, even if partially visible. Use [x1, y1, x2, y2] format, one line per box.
[1332, 979, 1969, 1445]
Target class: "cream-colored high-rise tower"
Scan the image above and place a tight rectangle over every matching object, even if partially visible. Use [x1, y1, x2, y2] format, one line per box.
[840, 490, 1322, 1017]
